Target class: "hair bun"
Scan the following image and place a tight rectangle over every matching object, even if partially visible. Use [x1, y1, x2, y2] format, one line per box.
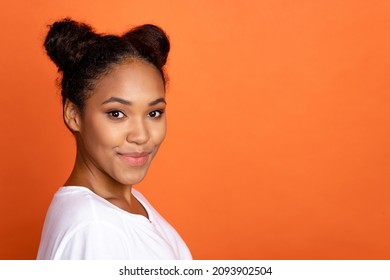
[44, 18, 98, 72]
[123, 24, 170, 68]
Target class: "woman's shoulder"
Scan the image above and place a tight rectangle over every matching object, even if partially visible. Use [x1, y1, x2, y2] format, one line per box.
[47, 186, 125, 228]
[53, 186, 107, 211]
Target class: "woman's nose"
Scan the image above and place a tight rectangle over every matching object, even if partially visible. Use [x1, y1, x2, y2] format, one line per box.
[126, 118, 150, 145]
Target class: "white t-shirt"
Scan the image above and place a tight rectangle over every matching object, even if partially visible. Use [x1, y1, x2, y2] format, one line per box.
[37, 186, 192, 260]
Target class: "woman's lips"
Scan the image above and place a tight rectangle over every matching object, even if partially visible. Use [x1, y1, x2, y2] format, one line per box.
[118, 152, 150, 167]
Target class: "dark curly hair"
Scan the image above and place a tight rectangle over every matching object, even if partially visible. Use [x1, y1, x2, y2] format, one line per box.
[44, 18, 170, 110]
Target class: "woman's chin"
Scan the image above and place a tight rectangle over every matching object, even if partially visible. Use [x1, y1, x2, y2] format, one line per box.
[117, 172, 148, 186]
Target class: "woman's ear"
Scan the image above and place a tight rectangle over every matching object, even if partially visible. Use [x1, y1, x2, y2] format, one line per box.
[63, 99, 81, 132]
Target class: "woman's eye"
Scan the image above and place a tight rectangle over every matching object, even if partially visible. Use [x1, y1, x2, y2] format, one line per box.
[107, 111, 126, 119]
[148, 110, 164, 118]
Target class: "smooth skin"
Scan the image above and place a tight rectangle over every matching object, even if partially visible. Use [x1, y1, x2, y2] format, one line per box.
[63, 60, 167, 218]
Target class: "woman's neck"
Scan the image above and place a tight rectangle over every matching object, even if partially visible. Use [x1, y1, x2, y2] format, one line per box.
[65, 151, 149, 218]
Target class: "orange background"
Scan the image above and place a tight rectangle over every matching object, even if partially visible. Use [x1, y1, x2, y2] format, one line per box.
[0, 0, 389, 259]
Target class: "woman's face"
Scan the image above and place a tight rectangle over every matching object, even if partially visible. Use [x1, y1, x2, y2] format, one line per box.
[73, 60, 166, 186]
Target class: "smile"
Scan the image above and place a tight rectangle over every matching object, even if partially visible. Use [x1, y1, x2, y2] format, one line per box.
[118, 152, 150, 167]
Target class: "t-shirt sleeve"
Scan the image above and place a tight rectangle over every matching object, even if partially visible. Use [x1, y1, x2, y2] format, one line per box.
[55, 221, 130, 260]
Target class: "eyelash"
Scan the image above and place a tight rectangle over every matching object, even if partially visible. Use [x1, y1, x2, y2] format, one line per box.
[107, 110, 126, 119]
[148, 110, 165, 118]
[106, 110, 164, 120]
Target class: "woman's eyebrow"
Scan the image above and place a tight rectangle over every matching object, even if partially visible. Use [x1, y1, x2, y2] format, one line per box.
[149, 98, 167, 106]
[101, 97, 167, 106]
[102, 97, 131, 105]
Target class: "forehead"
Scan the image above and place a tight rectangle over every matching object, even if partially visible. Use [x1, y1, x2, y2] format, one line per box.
[89, 60, 165, 104]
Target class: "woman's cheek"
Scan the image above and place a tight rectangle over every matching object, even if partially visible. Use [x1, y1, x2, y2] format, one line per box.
[155, 121, 167, 145]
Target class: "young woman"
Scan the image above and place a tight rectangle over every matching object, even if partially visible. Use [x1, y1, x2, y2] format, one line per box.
[37, 18, 192, 260]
